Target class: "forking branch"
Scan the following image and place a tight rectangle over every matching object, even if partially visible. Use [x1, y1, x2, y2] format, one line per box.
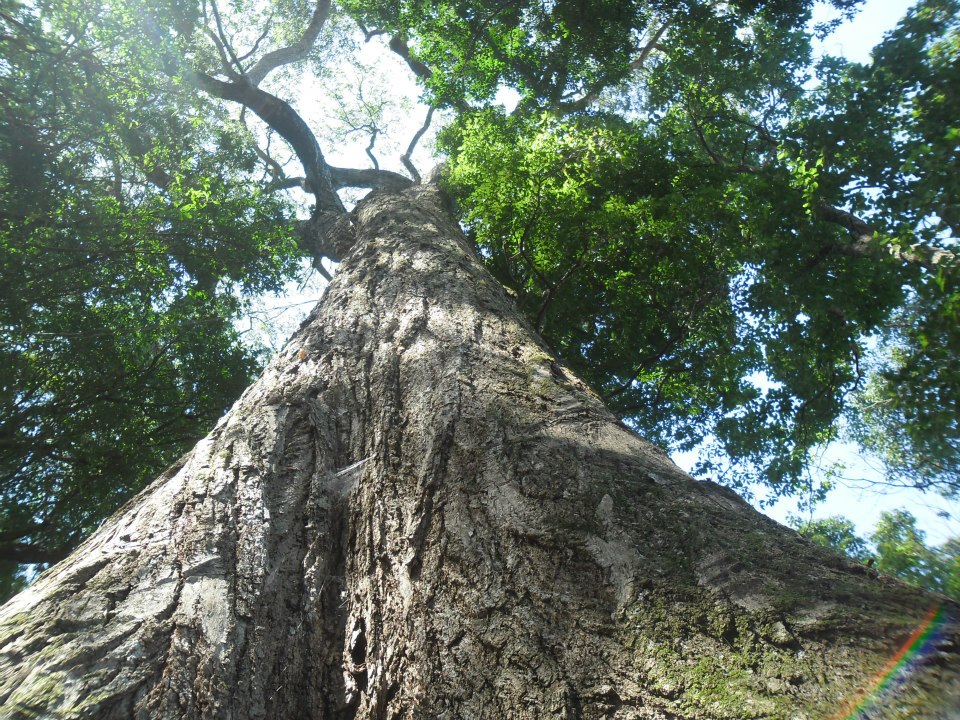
[400, 106, 434, 183]
[142, 5, 439, 267]
[245, 0, 332, 87]
[204, 0, 244, 78]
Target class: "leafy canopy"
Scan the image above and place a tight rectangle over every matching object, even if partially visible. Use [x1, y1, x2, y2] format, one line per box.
[431, 0, 959, 496]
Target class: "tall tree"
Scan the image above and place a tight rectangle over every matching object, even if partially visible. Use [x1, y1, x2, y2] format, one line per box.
[3, 179, 959, 718]
[1, 0, 960, 715]
[2, 0, 959, 588]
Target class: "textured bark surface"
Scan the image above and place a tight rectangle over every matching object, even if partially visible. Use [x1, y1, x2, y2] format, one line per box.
[1, 183, 958, 719]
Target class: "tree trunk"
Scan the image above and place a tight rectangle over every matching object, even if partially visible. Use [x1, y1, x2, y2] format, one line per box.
[1, 182, 957, 719]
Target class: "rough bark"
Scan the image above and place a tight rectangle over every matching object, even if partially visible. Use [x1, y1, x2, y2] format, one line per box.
[1, 182, 958, 719]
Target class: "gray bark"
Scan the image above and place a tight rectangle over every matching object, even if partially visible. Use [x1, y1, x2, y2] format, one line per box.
[1, 182, 958, 719]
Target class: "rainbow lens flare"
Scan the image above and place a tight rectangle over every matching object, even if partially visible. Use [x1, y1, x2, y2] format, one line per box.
[830, 604, 950, 720]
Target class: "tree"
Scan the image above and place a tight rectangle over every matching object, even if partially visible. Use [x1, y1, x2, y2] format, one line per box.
[2, 0, 960, 716]
[2, 0, 959, 590]
[789, 514, 872, 563]
[2, 180, 959, 718]
[792, 510, 960, 600]
[872, 510, 960, 599]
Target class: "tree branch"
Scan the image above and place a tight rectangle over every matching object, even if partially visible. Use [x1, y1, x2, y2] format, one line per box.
[559, 19, 670, 113]
[235, 10, 275, 64]
[679, 97, 956, 276]
[266, 177, 307, 192]
[204, 0, 244, 77]
[357, 23, 390, 42]
[189, 69, 344, 215]
[388, 34, 433, 83]
[400, 106, 434, 183]
[245, 0, 331, 87]
[365, 127, 380, 171]
[0, 541, 70, 565]
[117, 125, 174, 190]
[386, 35, 473, 114]
[142, 11, 425, 268]
[817, 204, 957, 273]
[329, 166, 413, 192]
[686, 101, 725, 166]
[239, 106, 289, 183]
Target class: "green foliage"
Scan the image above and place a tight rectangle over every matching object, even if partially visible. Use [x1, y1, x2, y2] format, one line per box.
[799, 0, 960, 243]
[443, 111, 751, 451]
[870, 509, 955, 595]
[788, 515, 871, 562]
[341, 0, 862, 110]
[435, 0, 959, 498]
[342, 0, 642, 105]
[440, 102, 906, 497]
[792, 511, 960, 600]
[787, 0, 960, 494]
[0, 0, 301, 594]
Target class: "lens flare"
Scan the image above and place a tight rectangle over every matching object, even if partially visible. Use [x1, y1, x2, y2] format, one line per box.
[830, 604, 950, 720]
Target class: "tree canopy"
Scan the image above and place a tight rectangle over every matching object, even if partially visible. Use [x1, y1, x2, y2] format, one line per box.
[1, 0, 958, 597]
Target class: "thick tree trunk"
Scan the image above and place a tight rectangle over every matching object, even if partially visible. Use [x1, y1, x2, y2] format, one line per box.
[1, 182, 957, 719]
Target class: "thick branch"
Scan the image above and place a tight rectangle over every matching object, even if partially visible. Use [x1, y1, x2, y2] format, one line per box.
[296, 211, 355, 265]
[142, 14, 376, 269]
[329, 166, 413, 192]
[0, 541, 70, 565]
[190, 70, 344, 215]
[388, 34, 433, 83]
[818, 204, 957, 273]
[401, 106, 434, 183]
[266, 177, 307, 192]
[245, 0, 331, 87]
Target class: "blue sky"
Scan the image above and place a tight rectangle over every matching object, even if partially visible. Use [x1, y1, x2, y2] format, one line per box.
[812, 0, 915, 62]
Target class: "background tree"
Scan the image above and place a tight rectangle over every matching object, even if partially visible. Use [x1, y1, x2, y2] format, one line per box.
[789, 514, 873, 563]
[792, 510, 960, 600]
[0, 0, 300, 588]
